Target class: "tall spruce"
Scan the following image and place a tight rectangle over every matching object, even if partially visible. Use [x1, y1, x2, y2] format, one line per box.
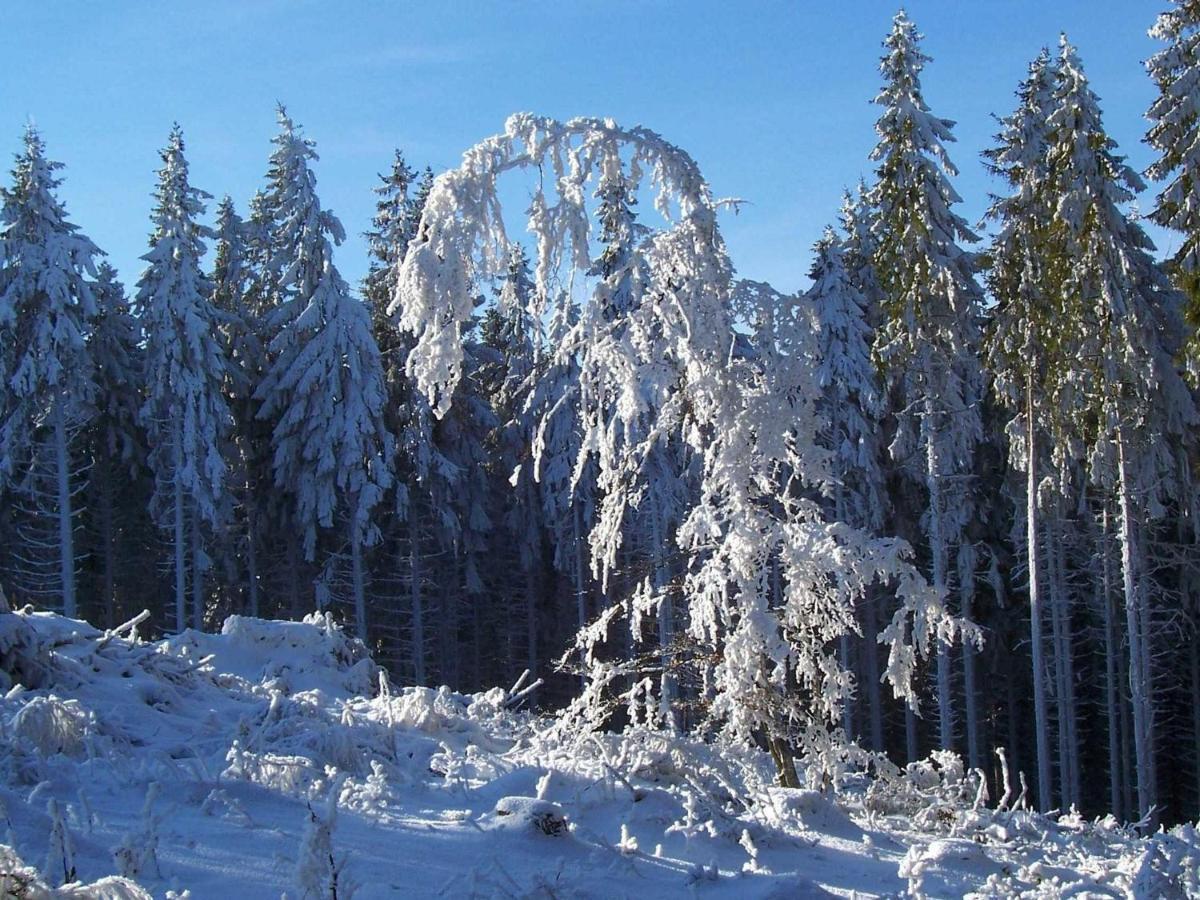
[254, 108, 392, 638]
[1047, 36, 1197, 822]
[0, 128, 101, 618]
[983, 48, 1065, 812]
[806, 228, 886, 745]
[868, 10, 984, 755]
[1146, 0, 1200, 381]
[85, 263, 145, 627]
[138, 126, 231, 632]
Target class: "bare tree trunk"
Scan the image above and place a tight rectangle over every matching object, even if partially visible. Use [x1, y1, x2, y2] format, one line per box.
[1117, 430, 1156, 824]
[53, 396, 76, 619]
[959, 542, 980, 770]
[172, 418, 186, 633]
[525, 566, 538, 678]
[409, 506, 425, 686]
[926, 400, 953, 753]
[351, 502, 366, 641]
[1100, 505, 1123, 819]
[573, 504, 587, 690]
[1191, 627, 1200, 821]
[768, 736, 801, 789]
[191, 503, 204, 631]
[246, 501, 259, 618]
[1024, 385, 1052, 812]
[863, 587, 884, 752]
[98, 475, 116, 629]
[285, 532, 302, 619]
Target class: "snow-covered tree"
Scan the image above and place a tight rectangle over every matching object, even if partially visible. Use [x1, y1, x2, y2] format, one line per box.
[1146, 0, 1200, 381]
[983, 47, 1062, 813]
[1044, 36, 1197, 823]
[210, 195, 268, 617]
[805, 228, 887, 743]
[0, 127, 101, 618]
[481, 244, 545, 676]
[392, 113, 966, 769]
[254, 108, 392, 638]
[868, 10, 984, 754]
[85, 263, 145, 627]
[138, 125, 231, 632]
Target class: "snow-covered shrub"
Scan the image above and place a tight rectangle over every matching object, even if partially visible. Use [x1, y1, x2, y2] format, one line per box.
[112, 783, 162, 881]
[11, 697, 94, 759]
[0, 611, 51, 691]
[222, 741, 326, 799]
[1, 842, 152, 899]
[295, 787, 354, 900]
[42, 798, 75, 887]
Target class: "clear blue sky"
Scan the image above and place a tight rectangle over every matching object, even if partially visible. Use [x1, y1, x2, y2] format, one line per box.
[0, 1, 1169, 295]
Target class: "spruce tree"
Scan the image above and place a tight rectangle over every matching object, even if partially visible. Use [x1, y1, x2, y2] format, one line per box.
[806, 227, 886, 744]
[983, 48, 1065, 812]
[138, 125, 231, 632]
[1045, 37, 1197, 823]
[85, 263, 145, 627]
[868, 10, 984, 755]
[0, 127, 101, 618]
[254, 108, 392, 637]
[1146, 0, 1200, 380]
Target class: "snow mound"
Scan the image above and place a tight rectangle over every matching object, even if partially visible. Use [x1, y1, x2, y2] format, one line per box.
[183, 612, 378, 698]
[490, 796, 570, 835]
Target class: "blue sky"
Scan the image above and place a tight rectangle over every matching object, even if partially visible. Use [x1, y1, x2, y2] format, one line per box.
[0, 1, 1169, 295]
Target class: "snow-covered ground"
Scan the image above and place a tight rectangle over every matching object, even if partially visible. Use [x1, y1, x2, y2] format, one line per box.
[0, 606, 1196, 899]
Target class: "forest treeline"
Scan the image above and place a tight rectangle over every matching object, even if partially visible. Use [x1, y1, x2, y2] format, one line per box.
[2, 7, 1199, 827]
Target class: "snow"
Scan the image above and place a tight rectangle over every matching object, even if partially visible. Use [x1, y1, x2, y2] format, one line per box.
[1, 605, 1196, 898]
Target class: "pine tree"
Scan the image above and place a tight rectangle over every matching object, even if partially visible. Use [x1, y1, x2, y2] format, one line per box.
[0, 127, 101, 618]
[1146, 0, 1200, 381]
[138, 125, 231, 632]
[868, 10, 984, 755]
[254, 108, 392, 637]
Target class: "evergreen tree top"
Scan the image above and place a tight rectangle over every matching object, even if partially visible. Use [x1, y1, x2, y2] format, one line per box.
[0, 127, 101, 418]
[872, 10, 959, 178]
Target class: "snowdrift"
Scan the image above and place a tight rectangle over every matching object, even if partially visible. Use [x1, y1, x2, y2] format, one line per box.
[0, 604, 1197, 898]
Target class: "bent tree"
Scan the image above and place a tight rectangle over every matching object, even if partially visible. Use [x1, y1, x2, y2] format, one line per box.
[391, 113, 971, 768]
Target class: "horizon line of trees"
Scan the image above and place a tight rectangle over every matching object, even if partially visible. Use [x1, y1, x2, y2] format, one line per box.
[1, 5, 1199, 828]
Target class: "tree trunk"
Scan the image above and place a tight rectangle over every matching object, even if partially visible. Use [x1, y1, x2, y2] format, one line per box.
[286, 533, 301, 619]
[98, 472, 116, 629]
[768, 736, 801, 789]
[246, 499, 259, 618]
[1116, 429, 1156, 824]
[191, 503, 204, 631]
[573, 504, 587, 690]
[53, 395, 76, 619]
[925, 398, 953, 752]
[351, 502, 366, 641]
[863, 587, 884, 752]
[1100, 504, 1123, 819]
[172, 418, 187, 633]
[1049, 491, 1080, 809]
[649, 505, 676, 727]
[409, 505, 426, 686]
[959, 542, 980, 770]
[1024, 386, 1052, 812]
